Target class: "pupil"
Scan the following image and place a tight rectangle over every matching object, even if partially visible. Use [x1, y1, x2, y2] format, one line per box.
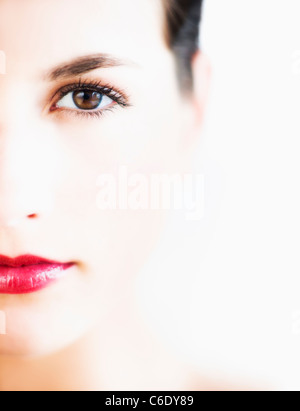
[73, 90, 102, 110]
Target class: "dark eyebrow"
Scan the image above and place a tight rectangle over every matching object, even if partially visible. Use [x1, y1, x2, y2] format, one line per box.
[44, 53, 138, 81]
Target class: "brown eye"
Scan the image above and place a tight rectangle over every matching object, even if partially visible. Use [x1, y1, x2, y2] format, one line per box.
[73, 90, 103, 110]
[55, 86, 115, 113]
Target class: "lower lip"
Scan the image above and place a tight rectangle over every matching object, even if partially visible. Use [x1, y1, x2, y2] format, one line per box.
[0, 263, 74, 294]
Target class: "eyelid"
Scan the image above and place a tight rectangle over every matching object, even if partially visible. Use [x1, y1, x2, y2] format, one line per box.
[54, 80, 128, 104]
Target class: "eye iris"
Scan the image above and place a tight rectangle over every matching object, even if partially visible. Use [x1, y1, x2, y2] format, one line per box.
[72, 90, 103, 110]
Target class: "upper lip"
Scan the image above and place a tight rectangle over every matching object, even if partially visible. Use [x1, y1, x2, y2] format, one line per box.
[0, 254, 65, 267]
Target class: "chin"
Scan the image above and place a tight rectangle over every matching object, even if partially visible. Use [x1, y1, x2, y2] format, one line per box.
[0, 304, 94, 358]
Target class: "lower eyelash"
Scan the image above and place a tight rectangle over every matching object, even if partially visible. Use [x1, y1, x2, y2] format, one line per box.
[62, 106, 116, 120]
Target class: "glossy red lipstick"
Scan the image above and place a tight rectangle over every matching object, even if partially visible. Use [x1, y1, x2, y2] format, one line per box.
[0, 255, 74, 294]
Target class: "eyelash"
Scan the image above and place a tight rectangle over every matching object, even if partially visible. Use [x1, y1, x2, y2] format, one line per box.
[50, 78, 131, 119]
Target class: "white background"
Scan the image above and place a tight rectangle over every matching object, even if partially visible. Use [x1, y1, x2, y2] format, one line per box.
[137, 0, 300, 390]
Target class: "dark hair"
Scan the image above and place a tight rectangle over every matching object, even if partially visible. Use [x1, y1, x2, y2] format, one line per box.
[163, 0, 203, 91]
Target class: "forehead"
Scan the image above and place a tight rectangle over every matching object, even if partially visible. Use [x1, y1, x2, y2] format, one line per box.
[0, 0, 167, 76]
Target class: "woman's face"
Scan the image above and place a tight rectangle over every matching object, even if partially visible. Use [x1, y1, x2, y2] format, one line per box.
[0, 0, 197, 356]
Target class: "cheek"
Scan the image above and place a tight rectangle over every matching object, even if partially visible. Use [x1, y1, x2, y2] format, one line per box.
[84, 210, 166, 290]
[51, 125, 168, 283]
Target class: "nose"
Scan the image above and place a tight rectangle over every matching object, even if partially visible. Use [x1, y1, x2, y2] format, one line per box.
[0, 96, 56, 228]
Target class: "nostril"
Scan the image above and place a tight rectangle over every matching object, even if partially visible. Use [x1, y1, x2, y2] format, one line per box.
[27, 214, 38, 219]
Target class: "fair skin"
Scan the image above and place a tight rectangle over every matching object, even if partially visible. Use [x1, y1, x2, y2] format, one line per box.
[0, 0, 210, 390]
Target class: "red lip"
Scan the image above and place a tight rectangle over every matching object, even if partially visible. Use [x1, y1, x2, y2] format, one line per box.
[0, 255, 74, 294]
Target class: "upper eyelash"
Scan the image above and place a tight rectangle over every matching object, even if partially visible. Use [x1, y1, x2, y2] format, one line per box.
[51, 78, 131, 114]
